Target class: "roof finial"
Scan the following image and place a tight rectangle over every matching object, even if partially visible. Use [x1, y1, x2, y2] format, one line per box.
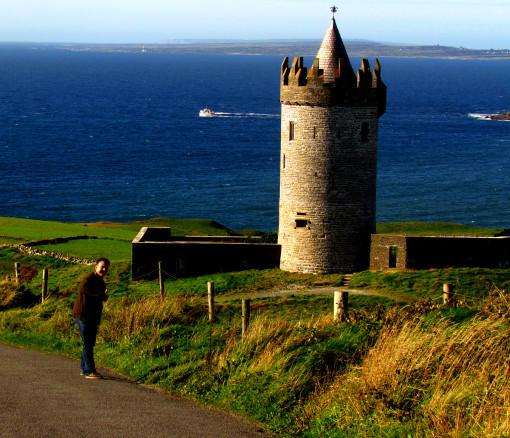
[330, 5, 338, 16]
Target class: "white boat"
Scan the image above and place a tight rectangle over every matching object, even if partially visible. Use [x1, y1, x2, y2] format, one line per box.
[468, 113, 492, 120]
[199, 108, 215, 117]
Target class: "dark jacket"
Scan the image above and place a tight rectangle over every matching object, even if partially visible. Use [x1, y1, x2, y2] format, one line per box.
[72, 272, 108, 325]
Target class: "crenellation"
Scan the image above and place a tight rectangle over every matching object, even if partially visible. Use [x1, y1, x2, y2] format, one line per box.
[357, 59, 372, 89]
[372, 58, 382, 87]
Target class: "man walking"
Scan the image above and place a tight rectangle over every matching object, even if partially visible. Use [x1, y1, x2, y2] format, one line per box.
[72, 257, 110, 379]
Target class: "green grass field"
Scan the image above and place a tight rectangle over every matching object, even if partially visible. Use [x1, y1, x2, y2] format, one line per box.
[376, 221, 503, 236]
[1, 217, 501, 265]
[0, 216, 240, 263]
[0, 216, 235, 243]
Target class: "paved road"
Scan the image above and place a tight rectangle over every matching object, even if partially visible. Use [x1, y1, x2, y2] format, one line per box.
[0, 343, 272, 438]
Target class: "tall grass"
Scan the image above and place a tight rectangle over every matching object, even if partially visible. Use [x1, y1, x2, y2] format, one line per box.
[299, 292, 510, 437]
[85, 292, 386, 435]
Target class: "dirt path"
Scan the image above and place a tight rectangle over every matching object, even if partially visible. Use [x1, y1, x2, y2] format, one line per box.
[216, 286, 418, 303]
[0, 343, 272, 438]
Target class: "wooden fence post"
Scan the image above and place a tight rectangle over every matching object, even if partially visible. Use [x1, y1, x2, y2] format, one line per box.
[159, 261, 164, 298]
[443, 283, 452, 305]
[41, 268, 48, 303]
[207, 281, 215, 323]
[334, 291, 349, 322]
[14, 262, 20, 284]
[242, 299, 251, 337]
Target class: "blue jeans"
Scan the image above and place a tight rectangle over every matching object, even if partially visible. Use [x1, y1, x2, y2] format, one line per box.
[75, 318, 98, 375]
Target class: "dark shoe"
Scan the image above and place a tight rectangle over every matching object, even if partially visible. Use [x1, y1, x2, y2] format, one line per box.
[85, 372, 102, 379]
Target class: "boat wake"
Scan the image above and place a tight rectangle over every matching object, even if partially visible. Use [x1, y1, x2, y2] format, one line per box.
[199, 108, 279, 118]
[214, 111, 279, 118]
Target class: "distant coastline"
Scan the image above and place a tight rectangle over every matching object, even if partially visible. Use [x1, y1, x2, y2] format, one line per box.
[2, 40, 510, 59]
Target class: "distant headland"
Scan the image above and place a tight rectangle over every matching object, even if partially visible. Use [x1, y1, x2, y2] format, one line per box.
[6, 40, 510, 59]
[491, 112, 510, 120]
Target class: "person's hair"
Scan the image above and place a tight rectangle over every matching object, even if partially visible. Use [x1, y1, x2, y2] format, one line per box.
[96, 257, 111, 267]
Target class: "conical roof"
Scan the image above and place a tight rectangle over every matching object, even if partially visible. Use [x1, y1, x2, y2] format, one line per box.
[316, 17, 355, 84]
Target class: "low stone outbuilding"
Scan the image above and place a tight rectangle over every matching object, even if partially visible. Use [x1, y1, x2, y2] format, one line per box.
[131, 227, 281, 280]
[370, 234, 510, 271]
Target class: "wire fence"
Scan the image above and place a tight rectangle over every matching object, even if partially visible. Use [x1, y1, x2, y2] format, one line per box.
[8, 252, 510, 327]
[130, 266, 178, 282]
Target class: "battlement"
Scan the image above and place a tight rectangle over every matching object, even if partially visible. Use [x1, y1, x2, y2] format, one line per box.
[281, 57, 386, 117]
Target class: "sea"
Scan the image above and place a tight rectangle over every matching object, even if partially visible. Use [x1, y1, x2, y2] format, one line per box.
[0, 44, 509, 231]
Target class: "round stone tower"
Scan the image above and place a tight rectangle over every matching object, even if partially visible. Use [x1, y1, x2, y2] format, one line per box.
[278, 16, 386, 274]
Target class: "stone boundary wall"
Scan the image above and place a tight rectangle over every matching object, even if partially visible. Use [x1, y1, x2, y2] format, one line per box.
[7, 236, 101, 265]
[12, 244, 95, 265]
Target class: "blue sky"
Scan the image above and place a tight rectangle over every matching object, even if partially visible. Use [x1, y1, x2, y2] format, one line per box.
[1, 0, 509, 49]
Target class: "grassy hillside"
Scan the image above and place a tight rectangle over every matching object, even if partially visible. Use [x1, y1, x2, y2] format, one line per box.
[0, 216, 234, 243]
[1, 218, 510, 437]
[0, 217, 239, 263]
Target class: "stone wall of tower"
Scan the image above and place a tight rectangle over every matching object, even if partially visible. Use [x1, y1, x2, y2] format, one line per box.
[278, 57, 386, 274]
